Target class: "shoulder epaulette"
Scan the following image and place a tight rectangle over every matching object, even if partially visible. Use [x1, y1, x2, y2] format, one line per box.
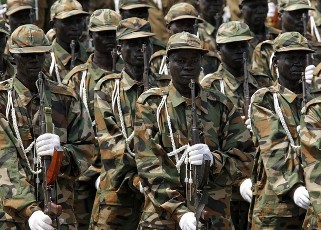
[150, 50, 166, 63]
[46, 78, 77, 99]
[62, 64, 88, 85]
[94, 73, 121, 90]
[0, 78, 13, 91]
[137, 87, 167, 104]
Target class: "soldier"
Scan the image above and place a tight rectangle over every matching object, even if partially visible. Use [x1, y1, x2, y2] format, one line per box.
[134, 31, 254, 229]
[62, 9, 122, 230]
[201, 21, 258, 230]
[5, 0, 35, 32]
[249, 32, 313, 229]
[43, 0, 90, 83]
[0, 24, 95, 229]
[91, 17, 169, 229]
[0, 19, 15, 81]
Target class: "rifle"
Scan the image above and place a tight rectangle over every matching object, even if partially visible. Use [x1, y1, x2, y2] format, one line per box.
[38, 72, 63, 228]
[111, 48, 118, 73]
[34, 0, 39, 21]
[190, 79, 211, 229]
[141, 43, 149, 91]
[194, 18, 198, 36]
[70, 40, 76, 70]
[243, 52, 250, 120]
[214, 13, 220, 35]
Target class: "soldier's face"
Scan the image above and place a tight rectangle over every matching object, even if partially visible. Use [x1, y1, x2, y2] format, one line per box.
[199, 0, 224, 21]
[120, 37, 152, 67]
[168, 19, 196, 35]
[120, 8, 149, 20]
[219, 41, 249, 71]
[15, 53, 46, 79]
[9, 9, 34, 32]
[168, 49, 202, 87]
[54, 15, 85, 44]
[241, 0, 268, 27]
[92, 30, 117, 55]
[281, 9, 309, 34]
[276, 51, 307, 82]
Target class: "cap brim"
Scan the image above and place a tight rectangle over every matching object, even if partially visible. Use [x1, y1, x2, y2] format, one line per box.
[6, 6, 32, 16]
[276, 47, 314, 53]
[53, 10, 89, 19]
[9, 46, 52, 53]
[120, 4, 151, 10]
[168, 15, 204, 24]
[167, 47, 208, 55]
[89, 26, 117, 32]
[283, 4, 314, 11]
[118, 31, 154, 40]
[216, 35, 253, 44]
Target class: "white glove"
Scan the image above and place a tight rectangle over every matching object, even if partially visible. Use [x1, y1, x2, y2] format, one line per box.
[240, 178, 252, 203]
[179, 212, 197, 230]
[188, 144, 213, 166]
[267, 2, 276, 17]
[139, 182, 144, 194]
[36, 133, 60, 157]
[245, 118, 252, 133]
[305, 65, 315, 84]
[95, 176, 100, 190]
[28, 210, 54, 230]
[293, 186, 310, 210]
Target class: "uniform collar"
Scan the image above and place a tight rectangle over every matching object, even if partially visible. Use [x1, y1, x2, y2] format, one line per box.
[86, 54, 112, 81]
[13, 76, 35, 107]
[273, 82, 299, 104]
[121, 70, 143, 91]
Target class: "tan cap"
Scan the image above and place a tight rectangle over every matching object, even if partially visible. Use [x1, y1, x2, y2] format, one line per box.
[50, 0, 89, 20]
[165, 3, 202, 25]
[6, 0, 33, 16]
[216, 21, 253, 44]
[273, 31, 314, 53]
[119, 0, 151, 10]
[117, 17, 154, 40]
[89, 9, 121, 32]
[278, 0, 314, 12]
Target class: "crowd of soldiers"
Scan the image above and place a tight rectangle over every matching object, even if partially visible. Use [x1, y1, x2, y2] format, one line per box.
[1, 0, 321, 229]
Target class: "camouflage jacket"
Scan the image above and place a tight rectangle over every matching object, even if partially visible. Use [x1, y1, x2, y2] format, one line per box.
[0, 57, 15, 82]
[250, 83, 306, 225]
[43, 39, 89, 83]
[300, 95, 321, 229]
[134, 82, 254, 229]
[201, 64, 259, 119]
[0, 77, 95, 225]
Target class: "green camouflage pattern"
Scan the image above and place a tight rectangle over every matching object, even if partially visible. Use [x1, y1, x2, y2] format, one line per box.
[62, 54, 123, 229]
[201, 64, 259, 120]
[119, 0, 150, 10]
[216, 21, 253, 44]
[6, 0, 33, 16]
[90, 68, 170, 229]
[0, 77, 95, 229]
[0, 19, 10, 36]
[134, 82, 254, 229]
[50, 0, 89, 20]
[8, 24, 51, 54]
[250, 83, 306, 228]
[166, 31, 208, 54]
[88, 9, 121, 32]
[273, 31, 314, 53]
[0, 58, 16, 82]
[43, 39, 90, 82]
[164, 2, 200, 24]
[278, 0, 313, 12]
[300, 96, 321, 229]
[116, 17, 154, 40]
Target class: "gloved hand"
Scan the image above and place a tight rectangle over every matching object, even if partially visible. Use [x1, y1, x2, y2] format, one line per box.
[245, 119, 252, 133]
[267, 2, 276, 17]
[36, 133, 60, 157]
[188, 144, 213, 166]
[28, 210, 54, 230]
[95, 176, 100, 190]
[139, 182, 144, 194]
[179, 212, 197, 230]
[240, 178, 252, 203]
[305, 65, 315, 84]
[293, 186, 310, 209]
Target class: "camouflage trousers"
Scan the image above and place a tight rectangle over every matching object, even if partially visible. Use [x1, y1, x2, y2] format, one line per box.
[302, 206, 321, 230]
[251, 212, 305, 229]
[230, 200, 250, 230]
[0, 221, 25, 230]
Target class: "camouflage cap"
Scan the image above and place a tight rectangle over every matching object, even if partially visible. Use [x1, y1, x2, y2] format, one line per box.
[216, 21, 253, 44]
[89, 9, 121, 32]
[119, 0, 151, 10]
[273, 31, 314, 53]
[50, 0, 89, 20]
[6, 0, 33, 16]
[278, 0, 313, 12]
[166, 31, 208, 55]
[9, 24, 51, 53]
[165, 3, 202, 25]
[0, 19, 10, 35]
[117, 17, 154, 40]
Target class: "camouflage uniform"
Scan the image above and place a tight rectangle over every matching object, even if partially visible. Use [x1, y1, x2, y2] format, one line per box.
[249, 32, 313, 229]
[0, 24, 95, 230]
[43, 0, 90, 83]
[90, 17, 169, 230]
[134, 32, 254, 230]
[0, 19, 15, 81]
[62, 9, 122, 230]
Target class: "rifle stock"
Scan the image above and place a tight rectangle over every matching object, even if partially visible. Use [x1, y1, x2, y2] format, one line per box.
[142, 43, 149, 91]
[111, 48, 118, 73]
[243, 52, 250, 120]
[70, 40, 76, 70]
